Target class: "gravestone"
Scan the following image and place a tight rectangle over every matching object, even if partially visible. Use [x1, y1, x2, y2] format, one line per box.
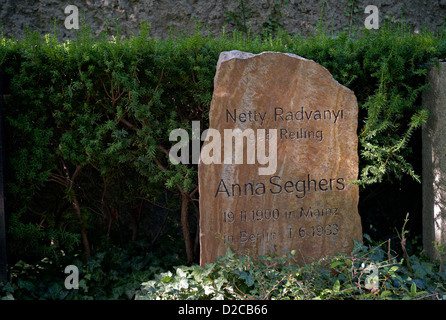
[422, 62, 446, 262]
[199, 51, 362, 266]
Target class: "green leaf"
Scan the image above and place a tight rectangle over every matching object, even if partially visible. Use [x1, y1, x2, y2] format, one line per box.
[410, 282, 417, 297]
[333, 280, 340, 293]
[389, 266, 399, 273]
[240, 271, 255, 287]
[330, 261, 344, 269]
[178, 278, 189, 290]
[17, 279, 35, 292]
[176, 268, 187, 278]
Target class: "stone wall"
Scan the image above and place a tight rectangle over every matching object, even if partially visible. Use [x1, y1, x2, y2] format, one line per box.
[1, 0, 446, 40]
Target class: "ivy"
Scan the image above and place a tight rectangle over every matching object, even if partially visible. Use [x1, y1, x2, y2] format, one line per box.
[136, 240, 446, 300]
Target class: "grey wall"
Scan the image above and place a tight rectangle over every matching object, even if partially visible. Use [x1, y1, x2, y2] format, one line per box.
[1, 0, 445, 40]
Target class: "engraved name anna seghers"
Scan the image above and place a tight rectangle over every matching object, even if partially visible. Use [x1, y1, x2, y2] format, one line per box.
[214, 175, 345, 199]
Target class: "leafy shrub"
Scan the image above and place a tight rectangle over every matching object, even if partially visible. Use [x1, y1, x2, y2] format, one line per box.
[136, 238, 446, 300]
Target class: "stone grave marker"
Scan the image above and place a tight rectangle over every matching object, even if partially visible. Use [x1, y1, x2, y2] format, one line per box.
[198, 50, 362, 266]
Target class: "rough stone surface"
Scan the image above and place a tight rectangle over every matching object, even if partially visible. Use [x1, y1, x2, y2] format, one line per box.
[1, 0, 445, 41]
[422, 62, 446, 262]
[199, 50, 362, 266]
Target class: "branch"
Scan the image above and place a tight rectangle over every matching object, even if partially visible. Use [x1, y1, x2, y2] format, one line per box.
[158, 144, 169, 156]
[72, 165, 82, 182]
[153, 157, 167, 172]
[119, 117, 137, 131]
[102, 79, 113, 101]
[48, 173, 67, 187]
[189, 186, 199, 198]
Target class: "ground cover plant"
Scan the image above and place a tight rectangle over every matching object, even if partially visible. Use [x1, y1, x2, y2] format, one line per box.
[1, 238, 185, 300]
[136, 235, 446, 300]
[0, 17, 446, 299]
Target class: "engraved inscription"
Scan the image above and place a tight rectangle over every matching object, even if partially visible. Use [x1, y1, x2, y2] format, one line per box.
[223, 209, 280, 223]
[225, 106, 345, 143]
[221, 207, 340, 245]
[288, 224, 339, 239]
[215, 175, 345, 199]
